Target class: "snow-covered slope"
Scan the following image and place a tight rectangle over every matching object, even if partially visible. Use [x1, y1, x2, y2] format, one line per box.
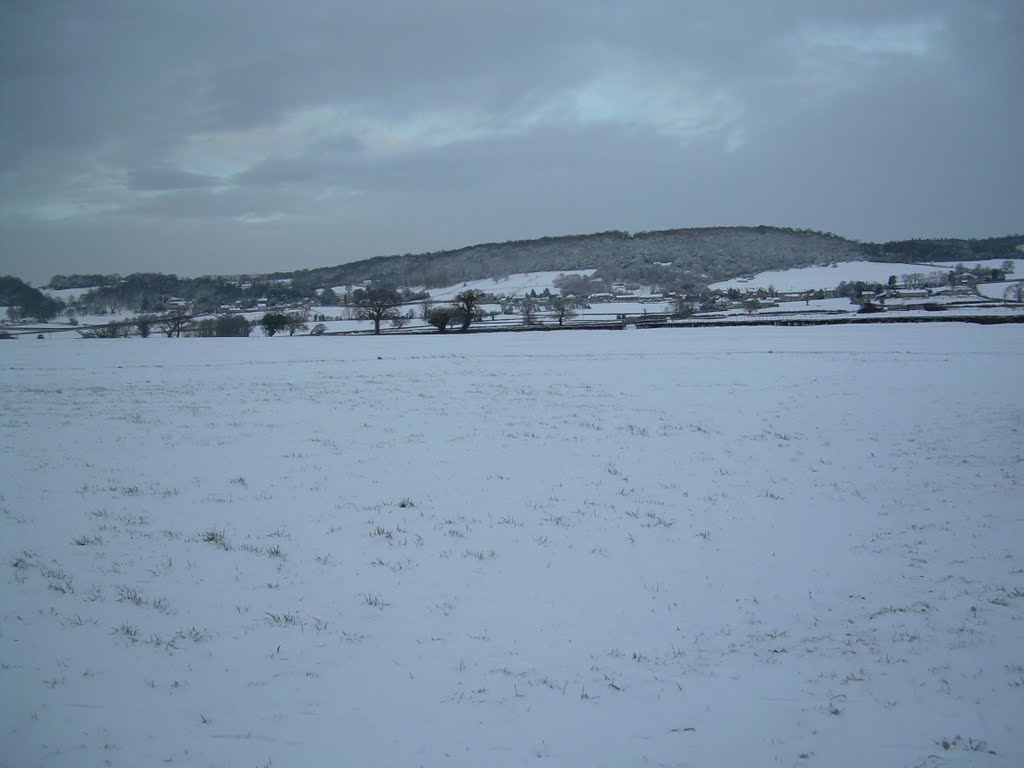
[711, 262, 934, 292]
[417, 269, 596, 300]
[711, 259, 1020, 293]
[41, 287, 100, 302]
[334, 270, 597, 302]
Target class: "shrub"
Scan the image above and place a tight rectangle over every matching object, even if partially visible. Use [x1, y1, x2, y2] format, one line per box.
[215, 315, 252, 337]
[260, 313, 288, 336]
[426, 307, 454, 332]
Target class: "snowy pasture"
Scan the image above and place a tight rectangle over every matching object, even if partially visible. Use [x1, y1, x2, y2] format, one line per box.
[2, 326, 1023, 767]
[373, 270, 597, 303]
[710, 262, 928, 292]
[709, 260, 1021, 293]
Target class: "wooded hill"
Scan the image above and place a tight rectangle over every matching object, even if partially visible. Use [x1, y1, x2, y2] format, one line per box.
[266, 227, 1023, 294]
[41, 226, 1023, 313]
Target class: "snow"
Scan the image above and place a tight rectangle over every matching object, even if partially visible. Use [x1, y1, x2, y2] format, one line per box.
[403, 270, 597, 301]
[710, 260, 1020, 293]
[710, 262, 936, 292]
[922, 258, 1020, 274]
[68, 311, 139, 325]
[41, 287, 99, 302]
[978, 281, 1023, 300]
[2, 326, 1023, 767]
[580, 300, 671, 315]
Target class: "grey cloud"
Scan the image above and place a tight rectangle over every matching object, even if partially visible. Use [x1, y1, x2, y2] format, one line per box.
[233, 156, 331, 187]
[127, 166, 220, 191]
[234, 137, 365, 186]
[1, 0, 1021, 283]
[112, 186, 302, 222]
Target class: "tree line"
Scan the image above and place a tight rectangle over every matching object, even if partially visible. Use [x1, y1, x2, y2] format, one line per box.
[1, 276, 64, 321]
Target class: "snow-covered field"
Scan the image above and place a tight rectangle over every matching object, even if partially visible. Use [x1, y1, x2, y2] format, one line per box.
[710, 262, 924, 292]
[978, 282, 1023, 301]
[403, 271, 597, 302]
[41, 287, 99, 303]
[2, 327, 1023, 767]
[710, 260, 1020, 293]
[922, 259, 1020, 274]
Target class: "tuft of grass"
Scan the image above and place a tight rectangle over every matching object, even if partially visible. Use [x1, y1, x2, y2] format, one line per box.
[177, 626, 210, 643]
[930, 734, 997, 755]
[200, 529, 230, 550]
[113, 623, 139, 641]
[11, 552, 34, 570]
[361, 593, 389, 609]
[48, 577, 74, 594]
[115, 586, 145, 607]
[826, 693, 845, 716]
[265, 612, 301, 627]
[40, 564, 69, 580]
[241, 543, 287, 559]
[72, 534, 103, 546]
[151, 597, 174, 614]
[644, 512, 674, 528]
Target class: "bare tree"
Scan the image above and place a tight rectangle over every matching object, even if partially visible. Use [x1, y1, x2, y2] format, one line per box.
[670, 296, 694, 319]
[391, 310, 413, 330]
[521, 295, 539, 325]
[158, 306, 191, 338]
[82, 320, 131, 339]
[285, 311, 309, 336]
[353, 287, 403, 334]
[549, 295, 577, 326]
[453, 289, 485, 332]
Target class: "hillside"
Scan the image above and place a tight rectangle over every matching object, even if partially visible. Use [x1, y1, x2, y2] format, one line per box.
[33, 227, 1024, 315]
[272, 228, 1023, 295]
[0, 275, 63, 321]
[274, 226, 874, 294]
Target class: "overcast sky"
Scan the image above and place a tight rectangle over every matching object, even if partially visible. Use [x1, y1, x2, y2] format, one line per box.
[1, 1, 1021, 284]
